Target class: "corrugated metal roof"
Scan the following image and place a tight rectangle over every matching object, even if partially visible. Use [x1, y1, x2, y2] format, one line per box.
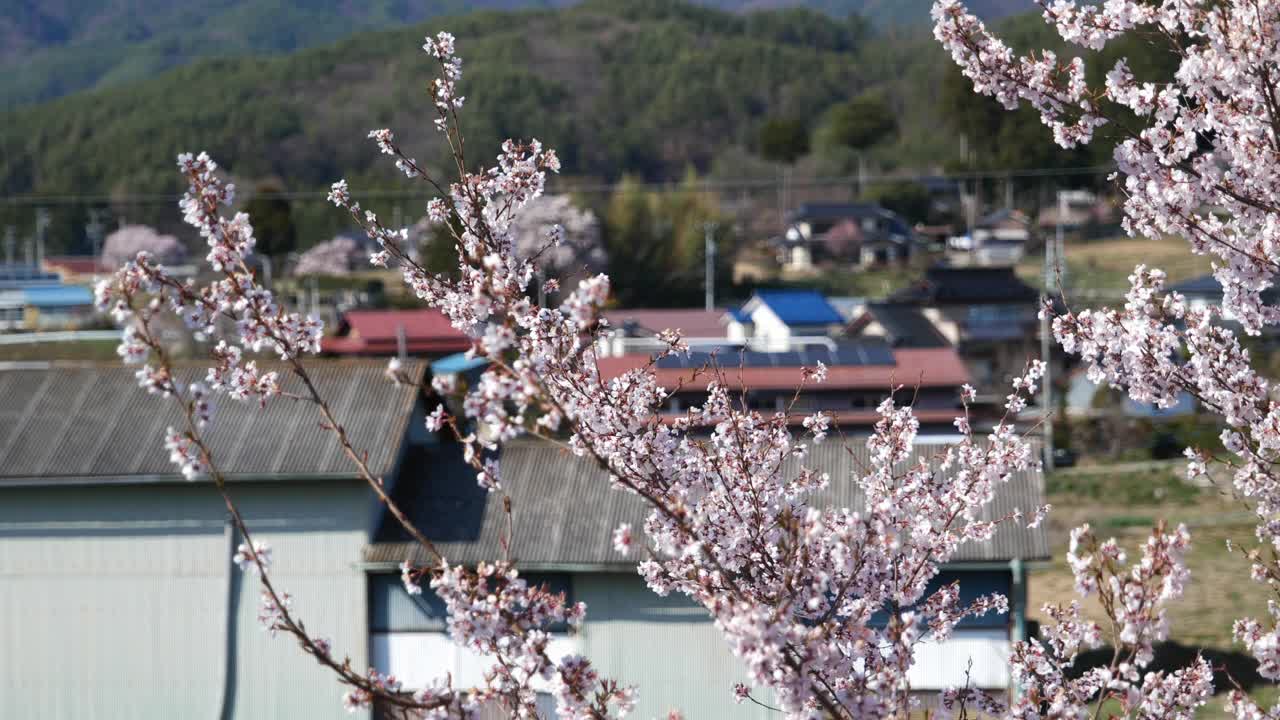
[367, 438, 1048, 568]
[0, 360, 424, 484]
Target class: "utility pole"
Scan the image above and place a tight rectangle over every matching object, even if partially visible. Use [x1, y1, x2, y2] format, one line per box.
[86, 209, 105, 268]
[704, 222, 717, 312]
[3, 226, 13, 266]
[34, 207, 50, 268]
[1040, 189, 1067, 472]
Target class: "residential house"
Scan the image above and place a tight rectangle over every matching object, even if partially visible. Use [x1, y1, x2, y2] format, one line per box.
[42, 255, 112, 284]
[1169, 273, 1280, 319]
[846, 302, 952, 349]
[594, 339, 974, 435]
[776, 203, 914, 273]
[0, 263, 96, 331]
[888, 266, 1040, 395]
[599, 308, 728, 357]
[0, 361, 428, 720]
[366, 438, 1049, 718]
[0, 360, 1046, 718]
[726, 289, 846, 351]
[947, 210, 1033, 266]
[322, 308, 471, 358]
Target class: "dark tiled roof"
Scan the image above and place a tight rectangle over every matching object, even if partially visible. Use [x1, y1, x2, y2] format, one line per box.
[787, 203, 885, 223]
[1169, 274, 1223, 297]
[0, 360, 424, 484]
[858, 304, 950, 348]
[367, 438, 1049, 569]
[892, 267, 1038, 305]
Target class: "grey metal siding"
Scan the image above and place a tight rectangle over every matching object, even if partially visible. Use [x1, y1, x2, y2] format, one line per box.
[573, 573, 775, 720]
[0, 482, 374, 720]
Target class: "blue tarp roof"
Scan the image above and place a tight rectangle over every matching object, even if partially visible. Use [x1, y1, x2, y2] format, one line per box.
[431, 352, 489, 375]
[751, 289, 844, 326]
[23, 284, 93, 308]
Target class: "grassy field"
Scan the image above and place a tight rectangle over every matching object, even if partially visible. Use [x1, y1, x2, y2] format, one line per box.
[0, 338, 121, 362]
[1029, 461, 1280, 715]
[1031, 463, 1265, 648]
[1017, 235, 1214, 298]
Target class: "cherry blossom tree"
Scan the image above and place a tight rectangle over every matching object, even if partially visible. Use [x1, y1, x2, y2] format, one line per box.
[509, 194, 606, 285]
[101, 224, 187, 269]
[293, 232, 373, 276]
[935, 0, 1280, 717]
[90, 8, 1280, 717]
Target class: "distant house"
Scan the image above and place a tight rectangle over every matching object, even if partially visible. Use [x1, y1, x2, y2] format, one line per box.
[42, 255, 111, 283]
[1170, 273, 1280, 314]
[1036, 190, 1120, 236]
[595, 339, 973, 433]
[776, 203, 914, 272]
[0, 283, 96, 331]
[948, 210, 1033, 266]
[726, 289, 846, 351]
[846, 302, 952, 349]
[599, 308, 728, 356]
[0, 263, 62, 289]
[889, 266, 1040, 394]
[367, 438, 1048, 717]
[0, 361, 429, 720]
[321, 308, 470, 357]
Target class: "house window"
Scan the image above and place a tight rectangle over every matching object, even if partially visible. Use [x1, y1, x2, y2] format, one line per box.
[866, 570, 1011, 629]
[369, 571, 578, 707]
[369, 571, 573, 634]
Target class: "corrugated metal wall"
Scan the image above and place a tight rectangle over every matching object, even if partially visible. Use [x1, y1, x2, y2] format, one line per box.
[573, 573, 775, 720]
[0, 481, 373, 720]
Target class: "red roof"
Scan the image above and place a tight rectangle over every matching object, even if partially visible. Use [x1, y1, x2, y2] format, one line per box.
[651, 408, 965, 428]
[322, 309, 470, 356]
[43, 256, 109, 276]
[604, 308, 728, 339]
[595, 347, 971, 392]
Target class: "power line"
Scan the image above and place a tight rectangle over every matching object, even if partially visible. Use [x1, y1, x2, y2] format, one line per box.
[0, 165, 1117, 207]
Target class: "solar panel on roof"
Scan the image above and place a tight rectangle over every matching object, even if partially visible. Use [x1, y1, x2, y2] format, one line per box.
[655, 354, 687, 369]
[852, 341, 895, 365]
[772, 351, 803, 367]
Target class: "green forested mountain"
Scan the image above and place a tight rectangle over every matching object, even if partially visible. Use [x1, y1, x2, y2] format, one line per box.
[0, 0, 1032, 108]
[0, 0, 890, 197]
[0, 0, 568, 108]
[0, 0, 1172, 257]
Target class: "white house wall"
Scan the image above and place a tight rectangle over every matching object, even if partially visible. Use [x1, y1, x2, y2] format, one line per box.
[908, 629, 1011, 690]
[0, 481, 373, 720]
[748, 303, 792, 351]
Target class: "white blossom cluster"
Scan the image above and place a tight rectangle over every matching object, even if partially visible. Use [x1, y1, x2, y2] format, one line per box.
[937, 0, 1280, 717]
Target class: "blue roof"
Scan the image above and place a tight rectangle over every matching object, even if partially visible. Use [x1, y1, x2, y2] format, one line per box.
[751, 289, 844, 326]
[431, 352, 489, 375]
[22, 284, 93, 308]
[0, 264, 61, 290]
